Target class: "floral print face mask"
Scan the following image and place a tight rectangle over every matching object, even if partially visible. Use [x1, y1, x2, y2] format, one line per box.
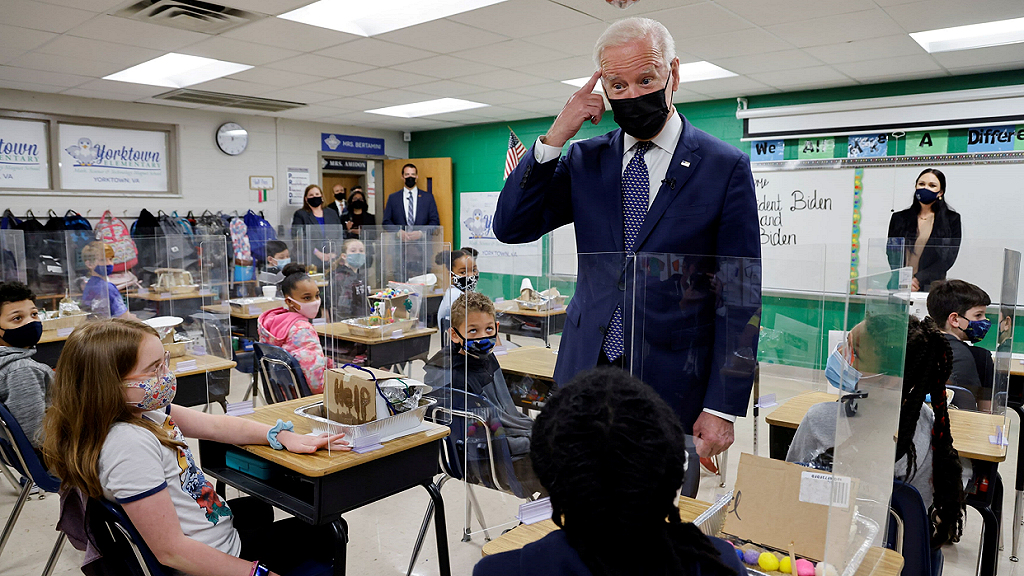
[124, 351, 177, 411]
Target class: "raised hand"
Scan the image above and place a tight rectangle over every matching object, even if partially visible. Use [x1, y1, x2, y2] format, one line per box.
[544, 70, 605, 148]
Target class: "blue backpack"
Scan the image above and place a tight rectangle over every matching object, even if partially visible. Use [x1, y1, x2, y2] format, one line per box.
[243, 210, 277, 263]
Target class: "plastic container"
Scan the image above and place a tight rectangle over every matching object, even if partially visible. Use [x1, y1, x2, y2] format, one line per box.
[294, 397, 436, 442]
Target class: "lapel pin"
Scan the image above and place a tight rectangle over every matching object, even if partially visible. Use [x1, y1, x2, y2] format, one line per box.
[680, 160, 691, 167]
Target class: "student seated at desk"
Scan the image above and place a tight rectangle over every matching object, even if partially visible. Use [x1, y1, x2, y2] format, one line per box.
[258, 263, 333, 394]
[43, 319, 347, 576]
[424, 291, 543, 495]
[263, 240, 290, 274]
[787, 316, 964, 547]
[475, 367, 746, 576]
[926, 279, 994, 410]
[436, 246, 478, 331]
[331, 239, 369, 319]
[81, 241, 136, 320]
[0, 281, 52, 448]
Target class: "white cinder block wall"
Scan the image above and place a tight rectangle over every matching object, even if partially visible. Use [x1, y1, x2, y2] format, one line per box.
[0, 88, 407, 229]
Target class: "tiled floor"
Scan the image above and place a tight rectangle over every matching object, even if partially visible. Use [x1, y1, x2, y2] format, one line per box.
[1, 336, 1021, 575]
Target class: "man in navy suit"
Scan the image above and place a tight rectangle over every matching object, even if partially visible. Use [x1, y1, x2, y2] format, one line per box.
[382, 163, 440, 227]
[494, 17, 760, 460]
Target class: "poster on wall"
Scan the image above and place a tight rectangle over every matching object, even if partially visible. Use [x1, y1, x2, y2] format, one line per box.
[287, 167, 310, 206]
[0, 118, 49, 189]
[58, 124, 168, 192]
[460, 191, 542, 276]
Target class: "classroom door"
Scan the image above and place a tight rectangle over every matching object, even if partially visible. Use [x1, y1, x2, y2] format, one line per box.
[383, 158, 453, 247]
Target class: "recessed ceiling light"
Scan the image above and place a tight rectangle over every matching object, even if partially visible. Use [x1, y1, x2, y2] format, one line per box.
[279, 0, 509, 36]
[911, 16, 1024, 53]
[103, 53, 252, 88]
[562, 61, 736, 90]
[366, 98, 489, 118]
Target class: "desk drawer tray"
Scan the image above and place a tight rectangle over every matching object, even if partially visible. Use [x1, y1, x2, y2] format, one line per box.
[294, 397, 435, 441]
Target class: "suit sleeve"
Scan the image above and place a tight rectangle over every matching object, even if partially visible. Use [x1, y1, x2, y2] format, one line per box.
[427, 195, 440, 226]
[381, 194, 396, 226]
[917, 212, 961, 287]
[704, 154, 760, 417]
[492, 143, 574, 244]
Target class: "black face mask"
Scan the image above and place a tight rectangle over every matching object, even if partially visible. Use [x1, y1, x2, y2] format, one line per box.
[404, 176, 417, 189]
[350, 200, 368, 211]
[307, 196, 323, 208]
[608, 79, 672, 141]
[1, 320, 42, 348]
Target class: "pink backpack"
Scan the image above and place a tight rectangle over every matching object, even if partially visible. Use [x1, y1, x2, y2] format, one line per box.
[95, 210, 138, 272]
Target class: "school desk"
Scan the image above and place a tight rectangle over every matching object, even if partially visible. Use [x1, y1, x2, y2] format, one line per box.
[496, 345, 556, 411]
[766, 391, 1007, 576]
[169, 353, 236, 411]
[494, 301, 566, 348]
[198, 395, 452, 576]
[35, 330, 70, 367]
[315, 324, 436, 371]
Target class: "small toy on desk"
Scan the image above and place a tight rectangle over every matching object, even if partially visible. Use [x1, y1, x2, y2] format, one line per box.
[814, 562, 838, 576]
[795, 559, 815, 576]
[779, 556, 792, 574]
[758, 552, 780, 572]
[742, 549, 760, 565]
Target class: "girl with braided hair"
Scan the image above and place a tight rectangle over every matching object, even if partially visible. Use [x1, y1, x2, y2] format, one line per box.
[474, 367, 744, 576]
[788, 316, 964, 548]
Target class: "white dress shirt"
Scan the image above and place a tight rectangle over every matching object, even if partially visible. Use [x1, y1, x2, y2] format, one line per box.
[403, 186, 417, 224]
[532, 114, 736, 424]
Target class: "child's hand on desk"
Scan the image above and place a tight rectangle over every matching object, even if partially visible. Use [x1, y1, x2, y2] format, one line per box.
[279, 431, 350, 453]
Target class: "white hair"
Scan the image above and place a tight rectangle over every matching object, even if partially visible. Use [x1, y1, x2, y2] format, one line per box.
[593, 17, 676, 71]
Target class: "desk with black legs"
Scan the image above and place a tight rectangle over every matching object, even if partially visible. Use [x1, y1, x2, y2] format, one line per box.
[199, 396, 452, 576]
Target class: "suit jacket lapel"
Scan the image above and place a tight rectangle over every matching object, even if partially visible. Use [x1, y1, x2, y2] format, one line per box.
[602, 130, 625, 251]
[633, 114, 702, 251]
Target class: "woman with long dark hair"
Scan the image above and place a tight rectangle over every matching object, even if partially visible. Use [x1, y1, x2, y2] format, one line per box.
[887, 168, 962, 292]
[474, 367, 744, 576]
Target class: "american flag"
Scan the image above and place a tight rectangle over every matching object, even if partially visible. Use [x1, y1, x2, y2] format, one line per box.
[504, 129, 527, 180]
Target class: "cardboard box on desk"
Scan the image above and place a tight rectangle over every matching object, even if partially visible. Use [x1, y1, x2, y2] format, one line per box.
[228, 297, 283, 314]
[723, 453, 857, 562]
[323, 366, 400, 425]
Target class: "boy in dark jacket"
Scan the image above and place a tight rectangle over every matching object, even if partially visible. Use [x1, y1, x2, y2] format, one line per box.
[0, 281, 53, 447]
[927, 279, 994, 410]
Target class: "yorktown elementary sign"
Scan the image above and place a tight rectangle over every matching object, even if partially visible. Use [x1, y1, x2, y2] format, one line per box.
[0, 118, 49, 189]
[59, 124, 168, 192]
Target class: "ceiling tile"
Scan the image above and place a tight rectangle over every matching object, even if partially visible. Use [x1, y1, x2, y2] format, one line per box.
[803, 34, 925, 64]
[317, 39, 437, 68]
[37, 0, 125, 11]
[221, 17, 358, 52]
[684, 75, 775, 97]
[33, 36, 164, 67]
[226, 67, 322, 87]
[218, 0, 312, 15]
[749, 65, 852, 89]
[350, 89, 438, 105]
[390, 55, 499, 80]
[66, 15, 209, 51]
[0, 80, 66, 94]
[0, 24, 56, 51]
[458, 69, 551, 90]
[673, 89, 715, 103]
[375, 19, 509, 54]
[468, 89, 541, 105]
[180, 37, 300, 67]
[452, 104, 533, 119]
[187, 77, 280, 96]
[135, 96, 203, 109]
[265, 54, 374, 78]
[510, 55, 596, 81]
[765, 9, 905, 48]
[60, 87, 149, 102]
[3, 0, 96, 34]
[0, 48, 26, 65]
[452, 39, 572, 68]
[0, 65, 91, 88]
[676, 28, 794, 60]
[408, 80, 492, 97]
[298, 78, 379, 97]
[521, 22, 609, 57]
[548, 0, 706, 21]
[256, 87, 341, 104]
[7, 52, 124, 78]
[507, 81, 579, 100]
[931, 42, 1024, 70]
[882, 0, 1024, 33]
[319, 96, 399, 111]
[73, 79, 172, 96]
[714, 0, 878, 26]
[836, 54, 946, 81]
[713, 50, 824, 75]
[339, 68, 437, 89]
[506, 99, 564, 115]
[449, 0, 599, 38]
[644, 3, 754, 40]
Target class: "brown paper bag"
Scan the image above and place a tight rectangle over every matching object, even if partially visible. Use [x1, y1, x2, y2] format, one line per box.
[323, 366, 400, 425]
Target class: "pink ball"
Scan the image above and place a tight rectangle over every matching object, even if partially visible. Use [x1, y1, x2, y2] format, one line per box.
[796, 559, 815, 576]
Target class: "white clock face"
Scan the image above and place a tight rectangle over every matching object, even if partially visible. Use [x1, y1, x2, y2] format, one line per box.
[216, 122, 248, 156]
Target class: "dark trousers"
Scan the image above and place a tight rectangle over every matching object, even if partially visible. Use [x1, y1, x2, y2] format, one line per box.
[231, 497, 335, 573]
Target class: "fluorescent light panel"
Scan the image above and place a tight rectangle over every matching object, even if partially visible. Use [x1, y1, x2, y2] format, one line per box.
[279, 0, 509, 36]
[562, 61, 736, 90]
[911, 16, 1024, 53]
[103, 53, 252, 88]
[366, 98, 489, 118]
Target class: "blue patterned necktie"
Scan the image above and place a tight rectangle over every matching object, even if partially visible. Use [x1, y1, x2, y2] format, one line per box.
[406, 191, 415, 225]
[603, 140, 653, 362]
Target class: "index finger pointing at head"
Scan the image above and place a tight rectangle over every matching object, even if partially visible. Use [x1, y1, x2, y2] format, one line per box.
[582, 69, 602, 93]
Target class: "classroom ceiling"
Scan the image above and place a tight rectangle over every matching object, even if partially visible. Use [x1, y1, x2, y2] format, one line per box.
[2, 0, 1024, 132]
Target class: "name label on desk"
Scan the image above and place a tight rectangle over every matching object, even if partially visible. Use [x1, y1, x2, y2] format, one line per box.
[160, 292, 172, 299]
[57, 327, 74, 337]
[799, 471, 850, 508]
[198, 288, 214, 296]
[193, 345, 206, 356]
[390, 329, 403, 339]
[312, 317, 327, 325]
[248, 305, 261, 315]
[175, 359, 197, 372]
[138, 287, 149, 295]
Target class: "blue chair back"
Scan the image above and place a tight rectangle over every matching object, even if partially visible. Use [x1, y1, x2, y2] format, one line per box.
[946, 385, 977, 411]
[253, 342, 313, 403]
[886, 479, 942, 576]
[91, 499, 167, 576]
[450, 390, 532, 499]
[0, 401, 60, 493]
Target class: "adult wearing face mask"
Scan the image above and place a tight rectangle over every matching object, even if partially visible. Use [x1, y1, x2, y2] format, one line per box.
[887, 168, 962, 292]
[382, 164, 440, 229]
[341, 188, 376, 239]
[494, 17, 760, 466]
[292, 184, 343, 268]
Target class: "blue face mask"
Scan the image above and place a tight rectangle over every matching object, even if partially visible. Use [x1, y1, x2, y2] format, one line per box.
[94, 264, 113, 276]
[825, 343, 861, 392]
[958, 317, 991, 343]
[274, 257, 291, 268]
[915, 187, 939, 204]
[453, 328, 496, 358]
[346, 252, 365, 269]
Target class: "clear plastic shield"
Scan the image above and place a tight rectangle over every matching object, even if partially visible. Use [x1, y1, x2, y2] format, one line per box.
[68, 231, 113, 320]
[0, 229, 26, 284]
[993, 249, 1021, 419]
[822, 268, 910, 576]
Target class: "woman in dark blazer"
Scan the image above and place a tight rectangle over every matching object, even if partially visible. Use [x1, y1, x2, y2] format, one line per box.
[291, 184, 343, 270]
[474, 368, 746, 576]
[887, 168, 961, 292]
[341, 188, 376, 239]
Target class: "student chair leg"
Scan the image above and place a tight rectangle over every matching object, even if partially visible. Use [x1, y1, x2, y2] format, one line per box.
[465, 484, 491, 542]
[41, 532, 66, 576]
[424, 481, 452, 576]
[0, 479, 31, 559]
[406, 475, 450, 576]
[1013, 489, 1023, 561]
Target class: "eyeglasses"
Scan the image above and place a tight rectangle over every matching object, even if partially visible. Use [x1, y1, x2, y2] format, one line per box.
[123, 351, 171, 386]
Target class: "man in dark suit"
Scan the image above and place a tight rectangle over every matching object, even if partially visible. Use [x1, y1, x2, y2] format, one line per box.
[382, 163, 440, 227]
[494, 17, 760, 460]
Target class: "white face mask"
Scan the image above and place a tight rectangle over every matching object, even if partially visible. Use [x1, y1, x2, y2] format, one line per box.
[288, 296, 321, 319]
